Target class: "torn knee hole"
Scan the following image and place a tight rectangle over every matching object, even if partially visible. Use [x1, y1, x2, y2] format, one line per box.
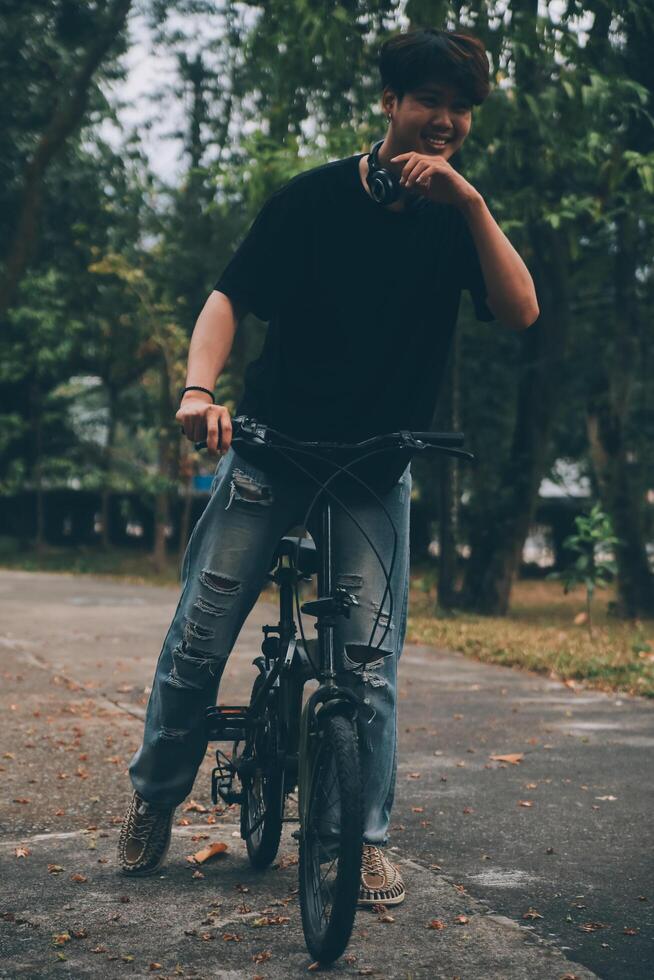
[225, 470, 273, 509]
[200, 569, 241, 595]
[183, 618, 215, 643]
[193, 596, 226, 617]
[337, 573, 364, 591]
[159, 726, 190, 741]
[346, 643, 394, 667]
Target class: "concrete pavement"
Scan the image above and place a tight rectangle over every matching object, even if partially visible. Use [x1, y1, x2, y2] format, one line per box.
[1, 569, 652, 978]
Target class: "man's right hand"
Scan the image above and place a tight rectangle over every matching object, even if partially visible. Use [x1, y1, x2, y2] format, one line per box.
[176, 394, 233, 456]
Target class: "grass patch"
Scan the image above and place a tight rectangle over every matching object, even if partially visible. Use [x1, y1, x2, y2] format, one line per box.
[408, 571, 654, 698]
[0, 538, 181, 587]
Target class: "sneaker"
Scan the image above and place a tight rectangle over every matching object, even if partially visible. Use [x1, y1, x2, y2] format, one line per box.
[117, 791, 175, 876]
[358, 844, 406, 906]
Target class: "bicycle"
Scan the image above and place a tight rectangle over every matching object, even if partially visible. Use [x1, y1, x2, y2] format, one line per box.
[201, 415, 472, 964]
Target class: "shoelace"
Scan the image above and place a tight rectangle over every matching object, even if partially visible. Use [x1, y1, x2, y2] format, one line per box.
[128, 803, 163, 843]
[362, 845, 388, 880]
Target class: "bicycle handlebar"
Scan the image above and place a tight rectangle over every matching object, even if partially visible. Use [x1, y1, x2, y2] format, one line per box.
[194, 415, 474, 462]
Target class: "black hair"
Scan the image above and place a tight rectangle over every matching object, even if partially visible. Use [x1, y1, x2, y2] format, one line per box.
[379, 28, 491, 106]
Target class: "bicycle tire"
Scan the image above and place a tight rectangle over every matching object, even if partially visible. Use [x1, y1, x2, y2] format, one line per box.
[241, 674, 284, 869]
[299, 712, 363, 964]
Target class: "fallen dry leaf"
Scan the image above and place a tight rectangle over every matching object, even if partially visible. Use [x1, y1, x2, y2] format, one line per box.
[411, 806, 424, 813]
[579, 921, 608, 932]
[490, 753, 524, 765]
[52, 933, 72, 946]
[428, 919, 446, 929]
[518, 800, 534, 807]
[372, 903, 394, 923]
[275, 854, 299, 870]
[48, 864, 64, 874]
[454, 915, 469, 925]
[623, 927, 639, 935]
[70, 873, 88, 883]
[222, 933, 242, 942]
[192, 870, 205, 879]
[252, 950, 272, 964]
[407, 772, 421, 779]
[14, 847, 30, 858]
[522, 908, 543, 920]
[252, 915, 290, 927]
[191, 841, 228, 864]
[149, 964, 162, 971]
[595, 795, 617, 801]
[12, 798, 30, 804]
[183, 799, 208, 813]
[308, 963, 320, 972]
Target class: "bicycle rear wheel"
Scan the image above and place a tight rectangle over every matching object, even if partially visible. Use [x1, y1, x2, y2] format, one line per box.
[299, 712, 363, 964]
[241, 674, 284, 869]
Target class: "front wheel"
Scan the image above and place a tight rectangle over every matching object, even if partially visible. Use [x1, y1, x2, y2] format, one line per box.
[299, 712, 363, 964]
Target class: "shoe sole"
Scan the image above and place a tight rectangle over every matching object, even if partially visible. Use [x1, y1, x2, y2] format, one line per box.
[358, 890, 406, 908]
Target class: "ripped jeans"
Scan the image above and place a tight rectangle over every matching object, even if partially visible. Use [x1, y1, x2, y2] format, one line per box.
[129, 446, 412, 846]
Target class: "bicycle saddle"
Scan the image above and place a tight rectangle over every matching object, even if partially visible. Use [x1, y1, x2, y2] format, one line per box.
[272, 536, 318, 577]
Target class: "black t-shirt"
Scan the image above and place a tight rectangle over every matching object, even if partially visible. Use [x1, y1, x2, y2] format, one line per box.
[214, 152, 495, 494]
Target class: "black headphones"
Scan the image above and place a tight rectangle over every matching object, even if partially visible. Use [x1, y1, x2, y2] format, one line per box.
[365, 139, 428, 213]
[366, 139, 400, 205]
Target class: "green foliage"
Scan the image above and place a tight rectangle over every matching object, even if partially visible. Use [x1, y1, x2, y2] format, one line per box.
[548, 504, 620, 631]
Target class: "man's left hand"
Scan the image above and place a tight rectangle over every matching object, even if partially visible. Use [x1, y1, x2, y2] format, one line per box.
[390, 152, 478, 209]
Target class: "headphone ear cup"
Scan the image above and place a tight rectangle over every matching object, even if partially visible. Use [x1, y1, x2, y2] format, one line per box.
[370, 169, 400, 205]
[366, 141, 401, 206]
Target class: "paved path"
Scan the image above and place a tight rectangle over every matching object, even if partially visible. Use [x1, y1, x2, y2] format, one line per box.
[1, 570, 652, 979]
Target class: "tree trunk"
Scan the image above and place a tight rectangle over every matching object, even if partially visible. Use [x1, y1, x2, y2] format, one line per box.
[101, 385, 118, 549]
[585, 209, 654, 617]
[460, 221, 570, 614]
[33, 386, 45, 556]
[581, 12, 654, 618]
[152, 361, 176, 574]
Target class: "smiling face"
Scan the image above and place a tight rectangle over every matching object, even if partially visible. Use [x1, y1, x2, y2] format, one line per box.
[381, 80, 473, 164]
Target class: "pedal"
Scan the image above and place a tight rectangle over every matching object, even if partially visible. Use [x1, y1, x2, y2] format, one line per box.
[205, 705, 249, 741]
[211, 755, 244, 806]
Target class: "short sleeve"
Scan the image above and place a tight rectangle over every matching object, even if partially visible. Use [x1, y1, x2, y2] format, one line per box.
[213, 189, 292, 322]
[456, 211, 495, 322]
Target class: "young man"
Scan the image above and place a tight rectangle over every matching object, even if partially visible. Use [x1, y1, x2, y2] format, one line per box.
[119, 27, 539, 904]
